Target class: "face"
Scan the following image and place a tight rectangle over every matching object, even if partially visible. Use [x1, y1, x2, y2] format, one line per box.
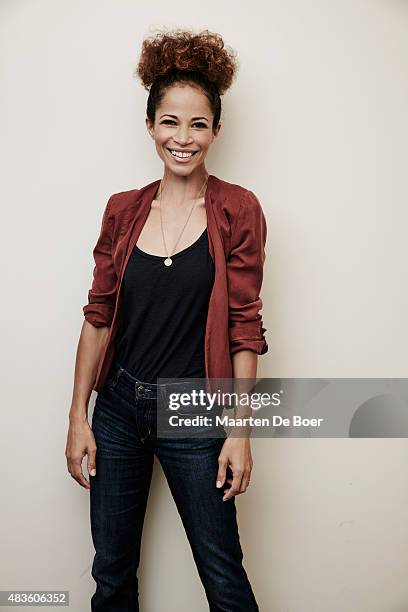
[146, 83, 221, 177]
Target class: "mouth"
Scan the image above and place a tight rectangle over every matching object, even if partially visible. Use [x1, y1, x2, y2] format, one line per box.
[166, 148, 199, 162]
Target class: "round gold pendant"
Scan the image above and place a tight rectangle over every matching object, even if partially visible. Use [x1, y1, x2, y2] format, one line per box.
[164, 257, 173, 266]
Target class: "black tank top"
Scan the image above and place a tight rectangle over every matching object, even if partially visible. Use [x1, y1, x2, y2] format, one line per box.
[114, 228, 215, 383]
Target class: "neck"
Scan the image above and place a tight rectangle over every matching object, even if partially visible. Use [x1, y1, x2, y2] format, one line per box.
[160, 164, 209, 202]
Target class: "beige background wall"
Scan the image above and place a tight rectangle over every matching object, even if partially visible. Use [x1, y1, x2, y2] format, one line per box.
[1, 0, 407, 610]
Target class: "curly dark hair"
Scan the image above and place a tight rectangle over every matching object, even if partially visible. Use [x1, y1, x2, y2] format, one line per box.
[135, 29, 238, 128]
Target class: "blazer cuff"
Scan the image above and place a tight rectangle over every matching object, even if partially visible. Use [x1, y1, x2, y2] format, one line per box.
[229, 321, 269, 356]
[83, 303, 114, 327]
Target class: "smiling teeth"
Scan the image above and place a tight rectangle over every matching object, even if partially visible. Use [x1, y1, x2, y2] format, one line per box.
[170, 150, 194, 158]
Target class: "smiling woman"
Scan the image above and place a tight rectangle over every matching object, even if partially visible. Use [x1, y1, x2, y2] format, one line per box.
[67, 28, 267, 612]
[147, 83, 219, 174]
[136, 30, 236, 180]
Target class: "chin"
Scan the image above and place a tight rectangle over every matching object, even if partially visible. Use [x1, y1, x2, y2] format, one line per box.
[163, 160, 201, 176]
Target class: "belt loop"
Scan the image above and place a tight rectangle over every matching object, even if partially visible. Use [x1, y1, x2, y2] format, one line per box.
[110, 364, 124, 389]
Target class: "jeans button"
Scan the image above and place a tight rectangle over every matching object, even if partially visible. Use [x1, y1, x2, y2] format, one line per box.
[137, 385, 145, 394]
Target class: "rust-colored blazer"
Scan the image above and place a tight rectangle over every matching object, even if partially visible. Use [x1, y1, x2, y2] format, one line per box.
[83, 174, 268, 392]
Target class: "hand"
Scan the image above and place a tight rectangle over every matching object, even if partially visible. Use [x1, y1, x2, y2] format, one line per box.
[65, 416, 97, 490]
[216, 436, 253, 502]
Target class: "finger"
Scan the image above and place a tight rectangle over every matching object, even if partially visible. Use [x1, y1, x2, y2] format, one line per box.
[223, 469, 243, 501]
[87, 447, 97, 477]
[69, 461, 91, 489]
[240, 472, 251, 493]
[72, 470, 91, 489]
[216, 456, 228, 489]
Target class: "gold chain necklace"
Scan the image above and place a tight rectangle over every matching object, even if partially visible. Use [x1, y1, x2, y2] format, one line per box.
[158, 174, 209, 267]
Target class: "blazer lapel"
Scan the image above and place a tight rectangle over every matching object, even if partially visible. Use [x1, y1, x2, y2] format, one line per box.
[117, 179, 161, 284]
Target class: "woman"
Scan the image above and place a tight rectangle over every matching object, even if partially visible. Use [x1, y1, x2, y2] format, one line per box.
[66, 29, 268, 611]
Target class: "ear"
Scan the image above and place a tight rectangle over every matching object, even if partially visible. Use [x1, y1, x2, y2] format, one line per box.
[146, 116, 154, 139]
[212, 122, 221, 139]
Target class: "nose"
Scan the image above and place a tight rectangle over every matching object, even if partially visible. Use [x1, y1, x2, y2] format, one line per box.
[173, 125, 193, 146]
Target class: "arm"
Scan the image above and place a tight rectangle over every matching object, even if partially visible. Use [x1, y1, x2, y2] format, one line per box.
[69, 321, 110, 423]
[65, 322, 109, 490]
[227, 189, 268, 358]
[217, 189, 268, 500]
[70, 193, 117, 419]
[231, 350, 257, 423]
[228, 189, 268, 425]
[232, 349, 257, 378]
[66, 195, 117, 489]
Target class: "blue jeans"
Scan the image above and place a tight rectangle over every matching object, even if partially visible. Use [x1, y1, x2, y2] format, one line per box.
[90, 361, 259, 611]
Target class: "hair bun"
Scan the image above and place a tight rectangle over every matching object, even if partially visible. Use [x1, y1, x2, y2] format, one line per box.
[136, 29, 237, 94]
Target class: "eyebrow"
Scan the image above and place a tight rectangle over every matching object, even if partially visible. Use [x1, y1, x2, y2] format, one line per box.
[159, 114, 209, 122]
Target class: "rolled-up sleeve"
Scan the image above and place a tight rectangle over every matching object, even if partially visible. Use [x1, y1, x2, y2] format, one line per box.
[227, 189, 268, 356]
[82, 195, 117, 327]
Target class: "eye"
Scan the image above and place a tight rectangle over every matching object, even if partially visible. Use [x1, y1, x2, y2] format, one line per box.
[160, 119, 208, 128]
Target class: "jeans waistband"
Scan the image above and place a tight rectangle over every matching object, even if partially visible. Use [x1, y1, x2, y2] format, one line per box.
[108, 361, 208, 402]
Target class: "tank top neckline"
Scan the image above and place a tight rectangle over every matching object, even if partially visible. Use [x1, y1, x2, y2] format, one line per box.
[134, 227, 207, 261]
